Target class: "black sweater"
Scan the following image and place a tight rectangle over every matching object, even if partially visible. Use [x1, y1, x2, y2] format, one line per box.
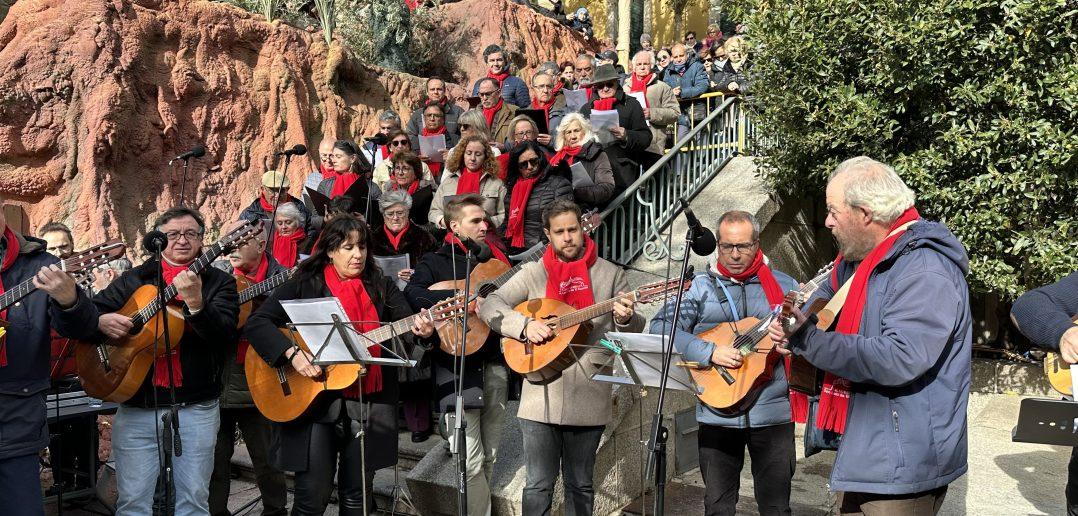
[1011, 271, 1078, 349]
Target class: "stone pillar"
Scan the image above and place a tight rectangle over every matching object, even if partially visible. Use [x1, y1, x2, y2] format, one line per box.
[617, 0, 631, 66]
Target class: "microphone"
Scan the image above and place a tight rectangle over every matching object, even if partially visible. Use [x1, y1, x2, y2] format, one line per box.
[364, 134, 389, 146]
[461, 238, 493, 263]
[170, 145, 206, 164]
[142, 230, 168, 254]
[683, 205, 717, 256]
[275, 144, 308, 157]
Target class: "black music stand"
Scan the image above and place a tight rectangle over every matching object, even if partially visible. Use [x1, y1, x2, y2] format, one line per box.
[1012, 398, 1078, 447]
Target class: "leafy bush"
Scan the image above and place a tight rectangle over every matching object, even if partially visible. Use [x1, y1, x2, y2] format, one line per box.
[739, 0, 1077, 298]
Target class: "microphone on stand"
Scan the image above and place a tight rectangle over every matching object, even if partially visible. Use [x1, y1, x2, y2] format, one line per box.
[364, 134, 389, 146]
[168, 145, 206, 165]
[275, 144, 308, 157]
[142, 230, 168, 254]
[461, 238, 493, 263]
[683, 204, 717, 256]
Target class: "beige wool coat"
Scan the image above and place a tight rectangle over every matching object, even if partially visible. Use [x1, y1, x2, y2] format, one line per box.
[480, 258, 645, 426]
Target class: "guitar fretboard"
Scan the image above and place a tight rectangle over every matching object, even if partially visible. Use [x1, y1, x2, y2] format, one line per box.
[132, 242, 226, 325]
[556, 296, 624, 330]
[0, 278, 39, 313]
[480, 244, 545, 293]
[360, 313, 425, 345]
[239, 267, 297, 304]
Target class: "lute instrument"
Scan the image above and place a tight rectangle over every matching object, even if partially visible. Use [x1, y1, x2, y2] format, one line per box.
[75, 221, 263, 402]
[431, 211, 601, 356]
[1042, 316, 1078, 396]
[235, 266, 298, 327]
[502, 276, 691, 382]
[245, 295, 469, 422]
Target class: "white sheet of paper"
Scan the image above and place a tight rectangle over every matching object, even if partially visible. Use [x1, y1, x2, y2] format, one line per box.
[373, 254, 411, 291]
[627, 91, 651, 126]
[418, 134, 447, 162]
[1071, 364, 1078, 400]
[280, 297, 374, 364]
[597, 332, 695, 391]
[563, 89, 587, 112]
[590, 109, 620, 145]
[570, 161, 594, 188]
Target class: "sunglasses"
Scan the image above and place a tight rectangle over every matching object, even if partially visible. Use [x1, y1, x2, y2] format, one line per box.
[596, 80, 618, 89]
[518, 158, 541, 169]
[390, 139, 409, 147]
[461, 124, 472, 131]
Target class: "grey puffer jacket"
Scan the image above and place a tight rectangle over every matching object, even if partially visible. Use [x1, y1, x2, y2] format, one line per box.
[789, 220, 972, 495]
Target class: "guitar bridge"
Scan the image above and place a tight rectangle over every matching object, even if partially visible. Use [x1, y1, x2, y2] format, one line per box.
[277, 368, 291, 396]
[524, 342, 533, 355]
[96, 343, 112, 372]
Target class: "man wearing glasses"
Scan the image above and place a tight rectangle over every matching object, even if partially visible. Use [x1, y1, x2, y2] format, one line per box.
[406, 77, 463, 147]
[477, 77, 518, 149]
[94, 207, 240, 515]
[648, 210, 798, 516]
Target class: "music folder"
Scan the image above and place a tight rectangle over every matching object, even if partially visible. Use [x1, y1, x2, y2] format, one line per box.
[517, 108, 549, 135]
[1012, 397, 1078, 447]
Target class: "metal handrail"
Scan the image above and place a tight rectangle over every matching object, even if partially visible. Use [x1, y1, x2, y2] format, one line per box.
[594, 96, 750, 264]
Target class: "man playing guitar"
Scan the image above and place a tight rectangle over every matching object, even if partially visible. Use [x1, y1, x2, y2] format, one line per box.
[0, 194, 100, 516]
[404, 193, 511, 516]
[649, 210, 798, 516]
[92, 207, 240, 515]
[479, 199, 641, 515]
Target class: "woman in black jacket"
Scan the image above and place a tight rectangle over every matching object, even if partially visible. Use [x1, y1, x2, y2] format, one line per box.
[381, 151, 435, 225]
[579, 64, 653, 190]
[551, 113, 616, 211]
[245, 216, 434, 515]
[500, 140, 574, 255]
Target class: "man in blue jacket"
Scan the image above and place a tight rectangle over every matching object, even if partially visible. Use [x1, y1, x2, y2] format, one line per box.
[650, 210, 798, 515]
[472, 44, 531, 108]
[0, 194, 100, 516]
[770, 156, 972, 514]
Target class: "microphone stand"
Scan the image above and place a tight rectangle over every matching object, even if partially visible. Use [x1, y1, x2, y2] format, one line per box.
[175, 157, 194, 207]
[448, 238, 473, 516]
[266, 151, 293, 250]
[152, 241, 181, 516]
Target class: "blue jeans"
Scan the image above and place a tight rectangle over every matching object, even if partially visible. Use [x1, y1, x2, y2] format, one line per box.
[113, 400, 221, 516]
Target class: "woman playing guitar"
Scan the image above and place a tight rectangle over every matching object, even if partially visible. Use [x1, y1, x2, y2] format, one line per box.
[244, 214, 434, 514]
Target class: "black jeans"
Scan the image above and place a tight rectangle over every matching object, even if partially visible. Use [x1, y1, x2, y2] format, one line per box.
[520, 419, 604, 516]
[209, 407, 288, 516]
[698, 422, 795, 516]
[291, 417, 376, 516]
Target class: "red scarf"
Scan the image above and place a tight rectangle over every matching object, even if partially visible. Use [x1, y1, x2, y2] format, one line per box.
[584, 86, 593, 101]
[455, 169, 483, 195]
[330, 172, 361, 198]
[505, 174, 540, 247]
[495, 153, 510, 181]
[233, 255, 271, 364]
[628, 74, 653, 108]
[393, 180, 420, 196]
[384, 223, 410, 252]
[320, 162, 339, 182]
[323, 264, 384, 396]
[593, 96, 617, 111]
[542, 236, 597, 309]
[421, 126, 447, 177]
[379, 145, 391, 161]
[487, 70, 510, 88]
[550, 145, 584, 167]
[444, 233, 509, 264]
[258, 192, 291, 213]
[0, 227, 21, 367]
[814, 206, 921, 434]
[482, 99, 504, 128]
[531, 96, 557, 127]
[271, 229, 306, 268]
[152, 259, 195, 388]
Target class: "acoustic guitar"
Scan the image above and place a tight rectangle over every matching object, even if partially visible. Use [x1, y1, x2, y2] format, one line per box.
[245, 295, 469, 422]
[502, 276, 691, 382]
[1042, 316, 1078, 396]
[75, 221, 264, 402]
[431, 211, 602, 356]
[685, 263, 835, 413]
[235, 267, 298, 328]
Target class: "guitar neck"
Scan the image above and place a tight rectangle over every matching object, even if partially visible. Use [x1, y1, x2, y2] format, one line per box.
[556, 296, 623, 330]
[484, 245, 544, 290]
[239, 270, 293, 304]
[135, 242, 227, 323]
[0, 278, 39, 313]
[360, 313, 421, 345]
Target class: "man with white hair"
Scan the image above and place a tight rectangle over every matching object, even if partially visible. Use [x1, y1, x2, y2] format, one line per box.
[770, 156, 972, 514]
[625, 50, 680, 169]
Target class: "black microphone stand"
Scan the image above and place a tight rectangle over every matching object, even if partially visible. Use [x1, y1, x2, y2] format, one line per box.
[266, 152, 294, 250]
[175, 157, 194, 207]
[150, 238, 181, 516]
[647, 210, 700, 516]
[449, 239, 474, 516]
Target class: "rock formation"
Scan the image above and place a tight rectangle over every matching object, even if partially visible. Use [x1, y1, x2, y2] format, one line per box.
[0, 0, 598, 249]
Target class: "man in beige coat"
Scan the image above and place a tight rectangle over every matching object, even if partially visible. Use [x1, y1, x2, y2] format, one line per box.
[480, 199, 644, 516]
[624, 50, 682, 171]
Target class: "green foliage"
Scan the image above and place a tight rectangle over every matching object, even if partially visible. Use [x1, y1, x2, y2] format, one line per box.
[740, 0, 1078, 298]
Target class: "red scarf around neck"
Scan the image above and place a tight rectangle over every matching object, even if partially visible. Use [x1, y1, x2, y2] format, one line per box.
[384, 222, 410, 252]
[271, 229, 307, 268]
[456, 169, 483, 195]
[323, 264, 383, 396]
[0, 226, 22, 367]
[531, 96, 557, 127]
[259, 192, 291, 213]
[593, 96, 618, 111]
[629, 74, 653, 108]
[330, 172, 361, 198]
[487, 70, 510, 88]
[379, 145, 391, 161]
[813, 206, 922, 434]
[233, 255, 270, 364]
[393, 180, 421, 196]
[153, 258, 195, 388]
[542, 236, 598, 309]
[505, 174, 540, 247]
[320, 162, 338, 181]
[444, 233, 509, 264]
[482, 99, 504, 128]
[550, 145, 584, 167]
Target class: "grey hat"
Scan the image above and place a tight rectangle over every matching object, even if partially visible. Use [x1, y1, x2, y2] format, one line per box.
[598, 50, 619, 65]
[589, 64, 620, 85]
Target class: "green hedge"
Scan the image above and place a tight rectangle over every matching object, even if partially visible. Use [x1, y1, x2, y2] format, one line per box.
[739, 0, 1077, 298]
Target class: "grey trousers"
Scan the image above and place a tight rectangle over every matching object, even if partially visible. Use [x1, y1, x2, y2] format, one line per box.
[520, 420, 604, 516]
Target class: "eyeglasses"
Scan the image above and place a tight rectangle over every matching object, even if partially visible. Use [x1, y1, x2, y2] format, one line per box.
[718, 241, 759, 255]
[384, 210, 408, 219]
[534, 83, 554, 90]
[686, 35, 696, 40]
[393, 165, 414, 174]
[514, 130, 537, 139]
[165, 230, 203, 242]
[390, 139, 409, 147]
[518, 158, 541, 169]
[478, 90, 498, 98]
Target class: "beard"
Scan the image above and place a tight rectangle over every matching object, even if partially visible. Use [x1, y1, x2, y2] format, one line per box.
[834, 229, 878, 262]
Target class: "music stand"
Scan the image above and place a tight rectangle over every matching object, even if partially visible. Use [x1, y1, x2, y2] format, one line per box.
[592, 332, 699, 394]
[1012, 398, 1078, 447]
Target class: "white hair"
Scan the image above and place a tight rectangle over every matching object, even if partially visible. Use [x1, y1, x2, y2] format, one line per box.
[829, 156, 917, 224]
[274, 202, 305, 224]
[632, 50, 655, 65]
[379, 189, 413, 212]
[554, 113, 596, 150]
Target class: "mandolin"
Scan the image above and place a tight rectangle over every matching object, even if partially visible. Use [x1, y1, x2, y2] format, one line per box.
[783, 263, 838, 395]
[245, 295, 469, 422]
[502, 276, 691, 382]
[75, 221, 264, 402]
[685, 263, 835, 412]
[1042, 316, 1078, 396]
[235, 267, 298, 328]
[431, 211, 601, 356]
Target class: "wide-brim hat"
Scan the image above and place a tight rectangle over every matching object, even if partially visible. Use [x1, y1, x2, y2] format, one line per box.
[261, 170, 289, 189]
[589, 64, 620, 85]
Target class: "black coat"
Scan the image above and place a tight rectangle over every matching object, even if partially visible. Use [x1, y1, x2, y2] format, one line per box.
[244, 271, 413, 472]
[580, 89, 653, 190]
[0, 233, 98, 460]
[211, 254, 290, 408]
[92, 259, 239, 408]
[500, 168, 574, 255]
[404, 243, 504, 411]
[369, 223, 438, 266]
[552, 140, 616, 211]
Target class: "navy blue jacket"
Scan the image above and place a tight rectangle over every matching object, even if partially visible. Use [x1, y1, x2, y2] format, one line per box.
[0, 233, 99, 459]
[789, 220, 972, 494]
[472, 75, 532, 109]
[649, 265, 798, 428]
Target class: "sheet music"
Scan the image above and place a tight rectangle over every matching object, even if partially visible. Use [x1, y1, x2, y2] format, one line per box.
[563, 89, 587, 112]
[280, 297, 373, 364]
[570, 161, 594, 188]
[596, 332, 696, 391]
[418, 134, 447, 162]
[627, 91, 650, 126]
[590, 109, 620, 145]
[373, 254, 410, 291]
